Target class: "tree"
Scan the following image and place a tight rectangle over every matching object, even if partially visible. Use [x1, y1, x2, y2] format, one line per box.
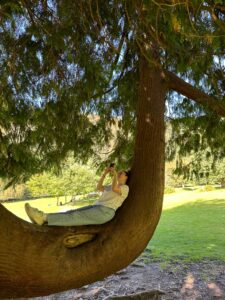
[27, 158, 101, 197]
[0, 1, 225, 297]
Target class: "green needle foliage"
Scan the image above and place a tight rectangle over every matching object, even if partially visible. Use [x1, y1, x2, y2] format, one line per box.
[0, 1, 224, 184]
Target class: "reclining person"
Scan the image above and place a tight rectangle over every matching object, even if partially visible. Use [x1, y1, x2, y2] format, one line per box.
[25, 166, 130, 226]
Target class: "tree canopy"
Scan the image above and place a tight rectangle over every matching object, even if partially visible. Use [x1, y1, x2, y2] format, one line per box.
[0, 0, 225, 184]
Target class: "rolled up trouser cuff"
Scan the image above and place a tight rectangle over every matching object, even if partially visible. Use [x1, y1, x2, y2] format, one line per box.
[47, 205, 115, 226]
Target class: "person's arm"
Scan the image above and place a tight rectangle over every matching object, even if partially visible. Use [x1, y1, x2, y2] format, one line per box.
[96, 168, 110, 192]
[112, 169, 122, 195]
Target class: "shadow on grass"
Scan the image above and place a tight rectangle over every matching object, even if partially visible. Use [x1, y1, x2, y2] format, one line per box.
[147, 198, 225, 261]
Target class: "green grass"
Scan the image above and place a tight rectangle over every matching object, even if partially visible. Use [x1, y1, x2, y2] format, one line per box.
[2, 188, 225, 262]
[1, 195, 90, 223]
[147, 189, 225, 261]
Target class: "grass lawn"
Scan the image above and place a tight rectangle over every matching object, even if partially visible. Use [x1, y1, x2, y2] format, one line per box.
[1, 195, 91, 223]
[2, 188, 225, 261]
[147, 189, 225, 261]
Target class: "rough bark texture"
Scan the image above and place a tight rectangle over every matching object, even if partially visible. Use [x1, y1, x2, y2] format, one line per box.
[0, 58, 166, 298]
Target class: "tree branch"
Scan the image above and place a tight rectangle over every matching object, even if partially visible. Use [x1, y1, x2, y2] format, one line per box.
[165, 70, 225, 117]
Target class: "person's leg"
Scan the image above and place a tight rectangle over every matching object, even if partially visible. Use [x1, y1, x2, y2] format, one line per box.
[47, 205, 115, 226]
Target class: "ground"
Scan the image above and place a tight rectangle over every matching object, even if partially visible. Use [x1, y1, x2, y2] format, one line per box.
[17, 253, 225, 300]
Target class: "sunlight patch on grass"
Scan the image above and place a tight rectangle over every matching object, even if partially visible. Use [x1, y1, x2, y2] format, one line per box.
[163, 189, 225, 210]
[2, 196, 79, 223]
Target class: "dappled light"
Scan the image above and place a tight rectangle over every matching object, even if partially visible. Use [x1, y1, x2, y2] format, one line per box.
[208, 282, 223, 298]
[181, 273, 195, 294]
[179, 272, 224, 299]
[206, 244, 216, 250]
[41, 259, 225, 299]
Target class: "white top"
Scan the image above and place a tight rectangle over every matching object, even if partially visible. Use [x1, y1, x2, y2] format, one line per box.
[94, 184, 129, 211]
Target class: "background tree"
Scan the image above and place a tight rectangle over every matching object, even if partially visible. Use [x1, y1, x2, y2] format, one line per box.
[26, 158, 101, 197]
[0, 1, 225, 298]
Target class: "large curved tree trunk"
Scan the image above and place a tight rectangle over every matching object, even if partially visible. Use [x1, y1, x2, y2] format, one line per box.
[0, 59, 166, 298]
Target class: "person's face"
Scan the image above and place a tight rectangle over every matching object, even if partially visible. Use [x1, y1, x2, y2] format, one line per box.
[118, 171, 128, 183]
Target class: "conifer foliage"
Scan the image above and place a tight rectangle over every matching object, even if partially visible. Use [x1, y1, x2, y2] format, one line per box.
[0, 1, 224, 182]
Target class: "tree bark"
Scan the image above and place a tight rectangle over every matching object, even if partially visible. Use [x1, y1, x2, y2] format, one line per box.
[0, 58, 166, 298]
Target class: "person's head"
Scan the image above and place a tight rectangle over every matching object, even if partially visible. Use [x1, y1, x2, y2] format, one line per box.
[118, 169, 131, 186]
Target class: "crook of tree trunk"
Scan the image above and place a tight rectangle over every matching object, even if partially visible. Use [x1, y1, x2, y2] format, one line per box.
[0, 57, 166, 298]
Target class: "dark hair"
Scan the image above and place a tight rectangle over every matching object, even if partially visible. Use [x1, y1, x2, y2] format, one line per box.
[124, 169, 131, 186]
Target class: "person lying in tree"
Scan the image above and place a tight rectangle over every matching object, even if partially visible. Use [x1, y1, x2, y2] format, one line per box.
[25, 165, 130, 226]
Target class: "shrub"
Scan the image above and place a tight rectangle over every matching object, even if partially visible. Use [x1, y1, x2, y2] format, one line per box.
[164, 187, 176, 194]
[202, 185, 215, 192]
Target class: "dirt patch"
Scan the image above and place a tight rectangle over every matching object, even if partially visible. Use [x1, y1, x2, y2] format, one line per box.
[21, 256, 225, 300]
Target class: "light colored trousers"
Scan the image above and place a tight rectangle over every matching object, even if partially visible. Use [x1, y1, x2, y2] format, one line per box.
[47, 205, 115, 226]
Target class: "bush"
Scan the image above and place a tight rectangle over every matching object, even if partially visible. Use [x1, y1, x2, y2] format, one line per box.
[26, 160, 100, 197]
[202, 185, 215, 192]
[164, 187, 176, 194]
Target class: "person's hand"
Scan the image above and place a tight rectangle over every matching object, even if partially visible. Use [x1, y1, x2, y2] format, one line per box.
[103, 167, 112, 175]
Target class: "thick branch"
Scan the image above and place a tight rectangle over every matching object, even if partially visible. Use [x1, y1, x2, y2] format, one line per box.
[165, 70, 225, 118]
[159, 0, 225, 13]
